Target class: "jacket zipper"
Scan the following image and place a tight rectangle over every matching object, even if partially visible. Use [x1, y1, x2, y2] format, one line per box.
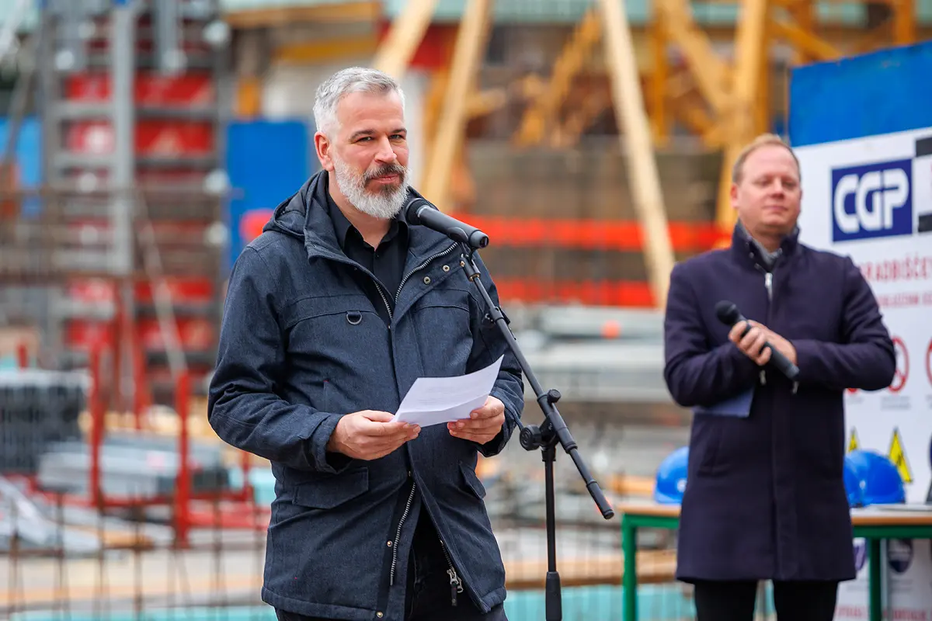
[753, 265, 770, 386]
[373, 243, 459, 325]
[757, 266, 797, 392]
[394, 243, 458, 302]
[439, 538, 464, 606]
[764, 273, 773, 383]
[408, 243, 465, 605]
[374, 242, 463, 592]
[389, 481, 417, 586]
[375, 284, 394, 323]
[387, 482, 466, 605]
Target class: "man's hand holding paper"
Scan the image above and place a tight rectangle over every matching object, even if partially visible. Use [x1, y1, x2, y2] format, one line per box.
[392, 356, 506, 444]
[447, 396, 506, 444]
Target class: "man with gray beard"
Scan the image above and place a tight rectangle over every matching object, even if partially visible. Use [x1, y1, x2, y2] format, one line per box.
[208, 67, 524, 621]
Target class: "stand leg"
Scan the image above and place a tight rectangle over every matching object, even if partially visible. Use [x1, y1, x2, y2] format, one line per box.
[543, 442, 562, 621]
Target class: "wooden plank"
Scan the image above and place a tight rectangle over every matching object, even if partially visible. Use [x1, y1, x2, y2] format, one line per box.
[512, 8, 603, 146]
[419, 0, 494, 211]
[235, 75, 262, 117]
[607, 473, 656, 497]
[653, 0, 732, 114]
[551, 91, 612, 148]
[618, 501, 681, 518]
[852, 511, 932, 526]
[467, 88, 511, 118]
[669, 93, 723, 146]
[649, 21, 670, 145]
[505, 549, 678, 590]
[70, 526, 154, 550]
[755, 19, 771, 143]
[224, 2, 381, 29]
[715, 0, 770, 231]
[272, 34, 378, 64]
[372, 0, 439, 79]
[892, 0, 917, 44]
[1, 573, 262, 609]
[771, 18, 843, 61]
[787, 0, 815, 64]
[730, 0, 769, 138]
[599, 0, 675, 309]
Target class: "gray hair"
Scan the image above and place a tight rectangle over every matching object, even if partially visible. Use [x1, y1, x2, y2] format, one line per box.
[312, 67, 406, 137]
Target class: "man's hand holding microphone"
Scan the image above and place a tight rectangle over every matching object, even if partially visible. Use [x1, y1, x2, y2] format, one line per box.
[717, 300, 800, 380]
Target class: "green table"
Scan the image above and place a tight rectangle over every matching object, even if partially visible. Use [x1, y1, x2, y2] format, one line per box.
[619, 501, 932, 621]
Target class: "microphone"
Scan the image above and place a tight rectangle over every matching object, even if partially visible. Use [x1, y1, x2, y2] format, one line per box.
[715, 300, 800, 381]
[405, 197, 489, 249]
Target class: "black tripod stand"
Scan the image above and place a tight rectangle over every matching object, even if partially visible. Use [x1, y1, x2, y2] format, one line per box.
[458, 242, 615, 621]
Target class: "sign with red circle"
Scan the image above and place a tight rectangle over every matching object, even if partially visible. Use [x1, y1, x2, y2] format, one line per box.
[889, 336, 908, 393]
[925, 337, 931, 387]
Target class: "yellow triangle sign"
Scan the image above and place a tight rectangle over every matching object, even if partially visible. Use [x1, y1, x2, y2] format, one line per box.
[888, 428, 913, 484]
[848, 429, 859, 453]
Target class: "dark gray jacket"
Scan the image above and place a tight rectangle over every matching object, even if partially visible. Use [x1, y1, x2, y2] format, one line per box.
[208, 171, 525, 620]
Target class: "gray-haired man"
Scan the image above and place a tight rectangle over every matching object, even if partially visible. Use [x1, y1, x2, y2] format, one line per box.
[208, 67, 524, 620]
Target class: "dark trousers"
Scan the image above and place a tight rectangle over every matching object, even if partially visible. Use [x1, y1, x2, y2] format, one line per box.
[276, 507, 507, 621]
[693, 579, 839, 621]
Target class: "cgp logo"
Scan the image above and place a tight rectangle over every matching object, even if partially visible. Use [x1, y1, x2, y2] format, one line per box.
[832, 159, 913, 242]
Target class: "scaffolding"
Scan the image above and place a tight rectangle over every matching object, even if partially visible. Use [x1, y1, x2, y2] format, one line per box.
[0, 0, 232, 411]
[0, 1, 268, 592]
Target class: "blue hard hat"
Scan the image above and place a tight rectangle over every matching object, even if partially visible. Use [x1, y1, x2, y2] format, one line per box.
[843, 457, 864, 507]
[654, 446, 689, 505]
[845, 449, 905, 506]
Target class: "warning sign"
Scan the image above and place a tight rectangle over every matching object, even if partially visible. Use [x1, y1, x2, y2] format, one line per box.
[925, 337, 931, 387]
[889, 337, 909, 393]
[888, 427, 913, 484]
[848, 429, 860, 452]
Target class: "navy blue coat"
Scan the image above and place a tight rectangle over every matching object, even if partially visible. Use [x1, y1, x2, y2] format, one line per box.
[663, 225, 895, 583]
[207, 171, 525, 619]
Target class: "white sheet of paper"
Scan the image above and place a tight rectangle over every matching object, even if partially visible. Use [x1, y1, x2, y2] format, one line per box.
[392, 355, 504, 427]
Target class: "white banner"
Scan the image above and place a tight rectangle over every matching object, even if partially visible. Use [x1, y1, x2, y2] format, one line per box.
[795, 126, 932, 619]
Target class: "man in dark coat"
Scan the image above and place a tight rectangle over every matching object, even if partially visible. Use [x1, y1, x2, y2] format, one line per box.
[208, 67, 525, 621]
[662, 134, 896, 621]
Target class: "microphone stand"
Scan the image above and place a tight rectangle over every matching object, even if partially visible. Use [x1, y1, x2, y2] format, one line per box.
[457, 242, 615, 621]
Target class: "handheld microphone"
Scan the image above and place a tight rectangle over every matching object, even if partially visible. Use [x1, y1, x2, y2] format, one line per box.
[405, 197, 489, 249]
[715, 300, 800, 381]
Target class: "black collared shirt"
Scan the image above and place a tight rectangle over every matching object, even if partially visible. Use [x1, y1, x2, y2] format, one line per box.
[325, 194, 408, 325]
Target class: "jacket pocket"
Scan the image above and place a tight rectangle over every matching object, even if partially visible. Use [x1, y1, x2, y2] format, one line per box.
[284, 294, 390, 398]
[286, 294, 383, 352]
[691, 418, 725, 477]
[411, 288, 473, 375]
[459, 461, 486, 499]
[293, 467, 369, 510]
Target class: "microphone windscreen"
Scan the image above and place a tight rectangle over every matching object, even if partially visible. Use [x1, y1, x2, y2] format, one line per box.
[715, 300, 740, 325]
[404, 197, 430, 223]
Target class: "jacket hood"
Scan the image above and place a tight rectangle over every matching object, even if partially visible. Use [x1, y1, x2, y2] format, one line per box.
[261, 170, 322, 240]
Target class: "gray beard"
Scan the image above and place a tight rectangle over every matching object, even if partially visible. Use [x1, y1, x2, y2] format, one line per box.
[333, 158, 409, 220]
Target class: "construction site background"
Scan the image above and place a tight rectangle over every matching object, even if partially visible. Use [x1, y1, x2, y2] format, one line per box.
[0, 0, 929, 619]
